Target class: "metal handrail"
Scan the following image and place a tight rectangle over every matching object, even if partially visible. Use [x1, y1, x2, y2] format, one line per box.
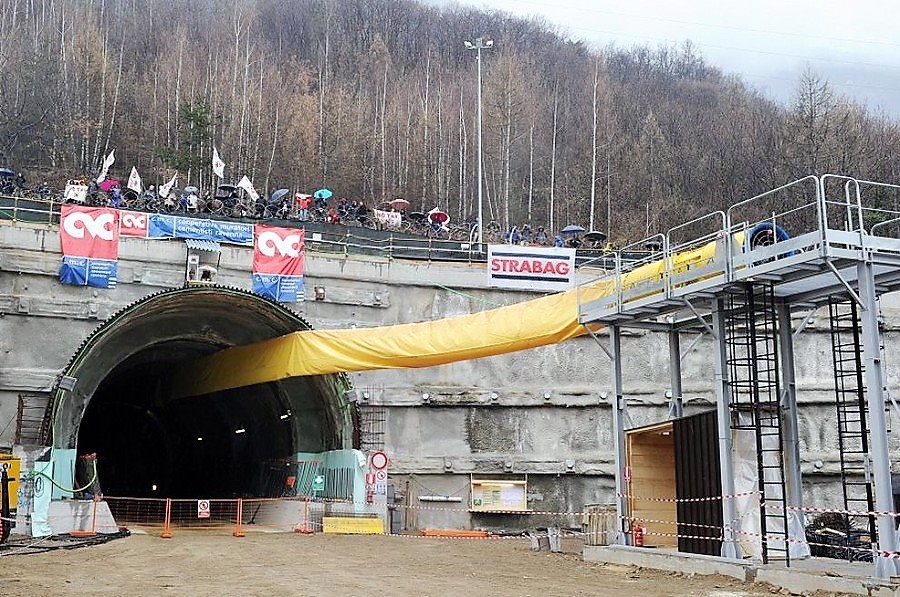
[871, 216, 900, 237]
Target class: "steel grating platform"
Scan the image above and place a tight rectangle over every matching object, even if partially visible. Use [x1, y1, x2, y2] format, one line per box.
[576, 175, 900, 331]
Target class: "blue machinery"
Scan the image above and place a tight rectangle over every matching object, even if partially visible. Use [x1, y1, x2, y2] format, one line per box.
[576, 175, 900, 579]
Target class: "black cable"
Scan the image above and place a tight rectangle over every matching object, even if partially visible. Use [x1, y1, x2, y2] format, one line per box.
[0, 529, 130, 556]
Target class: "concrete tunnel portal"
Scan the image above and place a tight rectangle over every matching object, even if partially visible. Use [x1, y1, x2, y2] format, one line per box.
[49, 287, 353, 499]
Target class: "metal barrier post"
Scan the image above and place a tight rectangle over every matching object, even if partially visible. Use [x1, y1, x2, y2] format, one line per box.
[294, 496, 314, 534]
[161, 498, 173, 538]
[233, 498, 245, 537]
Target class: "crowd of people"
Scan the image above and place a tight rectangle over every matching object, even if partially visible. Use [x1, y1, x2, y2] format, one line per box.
[4, 169, 604, 248]
[505, 225, 602, 249]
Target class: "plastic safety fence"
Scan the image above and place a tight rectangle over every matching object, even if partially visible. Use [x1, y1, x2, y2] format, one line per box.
[106, 497, 238, 530]
[97, 491, 900, 564]
[102, 496, 382, 535]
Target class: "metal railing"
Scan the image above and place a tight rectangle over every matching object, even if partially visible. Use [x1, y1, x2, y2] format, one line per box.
[577, 174, 900, 320]
[0, 193, 617, 266]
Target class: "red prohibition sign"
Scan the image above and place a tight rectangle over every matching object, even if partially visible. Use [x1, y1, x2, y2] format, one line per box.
[370, 450, 389, 470]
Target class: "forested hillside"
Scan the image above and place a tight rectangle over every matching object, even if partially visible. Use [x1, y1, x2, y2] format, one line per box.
[1, 0, 898, 240]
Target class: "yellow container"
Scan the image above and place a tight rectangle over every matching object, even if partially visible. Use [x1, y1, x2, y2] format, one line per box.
[0, 454, 20, 510]
[322, 516, 384, 534]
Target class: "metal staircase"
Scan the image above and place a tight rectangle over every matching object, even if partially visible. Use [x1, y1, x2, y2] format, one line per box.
[14, 393, 50, 446]
[828, 298, 877, 557]
[725, 282, 790, 565]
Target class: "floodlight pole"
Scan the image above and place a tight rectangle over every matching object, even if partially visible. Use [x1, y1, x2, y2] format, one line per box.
[466, 37, 492, 247]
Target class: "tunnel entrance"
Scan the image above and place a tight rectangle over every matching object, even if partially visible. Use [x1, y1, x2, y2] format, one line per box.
[50, 287, 352, 499]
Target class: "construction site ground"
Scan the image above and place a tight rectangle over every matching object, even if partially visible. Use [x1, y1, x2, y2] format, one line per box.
[0, 531, 848, 596]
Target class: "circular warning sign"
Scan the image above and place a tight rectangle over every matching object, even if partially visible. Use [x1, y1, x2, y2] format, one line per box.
[370, 450, 389, 470]
[197, 499, 211, 518]
[375, 469, 387, 482]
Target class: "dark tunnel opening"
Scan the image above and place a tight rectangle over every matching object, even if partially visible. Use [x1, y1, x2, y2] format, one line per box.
[55, 288, 352, 500]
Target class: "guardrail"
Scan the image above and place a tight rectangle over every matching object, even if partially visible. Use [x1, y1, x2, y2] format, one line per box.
[576, 174, 900, 320]
[0, 194, 619, 267]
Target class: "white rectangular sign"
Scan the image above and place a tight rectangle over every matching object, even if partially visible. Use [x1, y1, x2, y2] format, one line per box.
[487, 245, 576, 292]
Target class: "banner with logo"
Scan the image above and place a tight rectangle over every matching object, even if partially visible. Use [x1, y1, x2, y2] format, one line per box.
[252, 225, 305, 302]
[147, 214, 254, 245]
[119, 210, 149, 237]
[58, 205, 119, 288]
[487, 244, 576, 292]
[373, 209, 402, 229]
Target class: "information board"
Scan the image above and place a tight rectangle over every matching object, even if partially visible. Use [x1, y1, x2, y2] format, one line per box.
[470, 478, 528, 512]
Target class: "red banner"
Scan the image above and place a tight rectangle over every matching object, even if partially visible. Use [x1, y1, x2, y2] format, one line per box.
[253, 225, 304, 276]
[119, 210, 149, 237]
[60, 204, 120, 260]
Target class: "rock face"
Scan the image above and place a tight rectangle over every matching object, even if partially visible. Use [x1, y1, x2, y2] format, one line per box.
[1, 220, 896, 529]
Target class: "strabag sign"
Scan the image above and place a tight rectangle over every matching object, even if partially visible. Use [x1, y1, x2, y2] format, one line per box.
[487, 245, 576, 292]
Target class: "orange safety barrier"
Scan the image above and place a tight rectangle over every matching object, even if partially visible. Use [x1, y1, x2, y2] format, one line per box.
[233, 499, 245, 537]
[293, 497, 314, 534]
[69, 493, 100, 538]
[161, 498, 172, 539]
[104, 495, 338, 537]
[421, 529, 490, 538]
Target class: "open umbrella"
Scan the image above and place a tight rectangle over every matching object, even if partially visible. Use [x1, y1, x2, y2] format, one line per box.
[270, 188, 290, 203]
[99, 179, 121, 192]
[390, 198, 410, 209]
[314, 188, 333, 200]
[408, 211, 427, 222]
[583, 231, 607, 243]
[428, 207, 449, 224]
[218, 183, 238, 191]
[560, 224, 586, 236]
[184, 186, 199, 194]
[0, 168, 14, 177]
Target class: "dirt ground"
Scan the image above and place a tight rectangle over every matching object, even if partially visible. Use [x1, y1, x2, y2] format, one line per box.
[0, 531, 846, 597]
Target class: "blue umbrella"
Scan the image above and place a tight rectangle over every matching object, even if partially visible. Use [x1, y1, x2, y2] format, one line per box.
[314, 188, 333, 200]
[560, 224, 586, 235]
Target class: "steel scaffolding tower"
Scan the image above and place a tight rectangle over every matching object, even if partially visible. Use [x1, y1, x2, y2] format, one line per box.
[577, 174, 900, 580]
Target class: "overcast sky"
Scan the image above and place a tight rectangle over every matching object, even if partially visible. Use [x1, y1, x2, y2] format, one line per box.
[447, 0, 900, 117]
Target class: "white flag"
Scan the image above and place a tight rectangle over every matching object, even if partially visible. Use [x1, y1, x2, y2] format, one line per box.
[237, 175, 259, 202]
[159, 173, 178, 199]
[212, 147, 225, 179]
[127, 166, 142, 193]
[97, 149, 115, 183]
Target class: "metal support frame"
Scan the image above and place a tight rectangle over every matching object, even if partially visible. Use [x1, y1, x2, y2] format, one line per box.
[857, 261, 900, 579]
[668, 330, 684, 418]
[775, 302, 805, 536]
[791, 305, 819, 341]
[683, 298, 717, 339]
[610, 325, 630, 545]
[712, 298, 741, 559]
[827, 261, 864, 308]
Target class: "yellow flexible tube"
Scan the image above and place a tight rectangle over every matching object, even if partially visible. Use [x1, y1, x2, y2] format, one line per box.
[172, 236, 727, 398]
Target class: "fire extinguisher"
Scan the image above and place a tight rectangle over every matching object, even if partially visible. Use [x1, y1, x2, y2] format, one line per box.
[632, 523, 644, 547]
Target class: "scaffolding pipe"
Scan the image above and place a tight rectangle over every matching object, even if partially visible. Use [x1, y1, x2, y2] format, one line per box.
[857, 260, 900, 579]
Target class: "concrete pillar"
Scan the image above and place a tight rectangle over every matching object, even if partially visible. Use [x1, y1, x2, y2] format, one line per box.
[668, 329, 683, 419]
[712, 297, 741, 559]
[857, 261, 900, 579]
[610, 325, 630, 545]
[776, 302, 805, 546]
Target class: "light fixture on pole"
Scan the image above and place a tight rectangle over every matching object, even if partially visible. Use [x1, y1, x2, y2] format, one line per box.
[464, 37, 493, 247]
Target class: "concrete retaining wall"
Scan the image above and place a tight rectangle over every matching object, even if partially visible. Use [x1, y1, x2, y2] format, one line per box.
[1, 220, 899, 529]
